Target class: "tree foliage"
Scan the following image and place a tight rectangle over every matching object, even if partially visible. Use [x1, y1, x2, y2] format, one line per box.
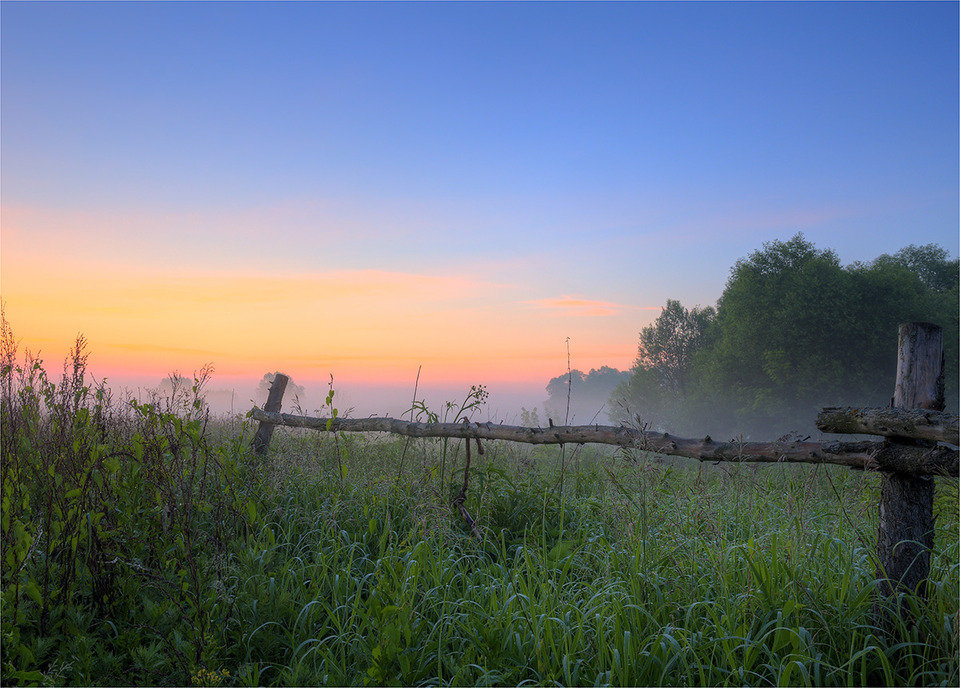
[544, 367, 629, 423]
[614, 234, 958, 438]
[611, 301, 715, 432]
[636, 299, 716, 396]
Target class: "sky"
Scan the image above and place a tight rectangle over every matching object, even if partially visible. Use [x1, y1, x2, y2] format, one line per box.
[2, 2, 958, 417]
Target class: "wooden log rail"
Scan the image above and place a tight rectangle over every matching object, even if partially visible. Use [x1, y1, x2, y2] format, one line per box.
[817, 406, 958, 446]
[249, 408, 959, 478]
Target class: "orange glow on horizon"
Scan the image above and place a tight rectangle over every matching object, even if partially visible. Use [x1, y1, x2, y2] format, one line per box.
[1, 251, 642, 387]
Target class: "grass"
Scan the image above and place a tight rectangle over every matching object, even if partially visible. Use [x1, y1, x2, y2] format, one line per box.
[2, 330, 958, 686]
[237, 435, 959, 687]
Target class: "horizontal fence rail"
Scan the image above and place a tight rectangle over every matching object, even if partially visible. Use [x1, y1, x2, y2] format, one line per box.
[249, 408, 959, 478]
[817, 406, 959, 445]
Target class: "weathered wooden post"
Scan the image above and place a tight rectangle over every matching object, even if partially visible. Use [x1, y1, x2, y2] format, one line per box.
[252, 373, 289, 457]
[876, 322, 944, 599]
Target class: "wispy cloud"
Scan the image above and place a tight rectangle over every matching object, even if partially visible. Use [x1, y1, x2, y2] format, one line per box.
[524, 296, 660, 317]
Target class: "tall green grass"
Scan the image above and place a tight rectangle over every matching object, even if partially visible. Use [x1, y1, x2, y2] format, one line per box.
[2, 325, 957, 686]
[230, 438, 958, 687]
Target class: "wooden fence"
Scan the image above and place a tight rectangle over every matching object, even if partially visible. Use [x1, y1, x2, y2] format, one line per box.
[249, 322, 958, 602]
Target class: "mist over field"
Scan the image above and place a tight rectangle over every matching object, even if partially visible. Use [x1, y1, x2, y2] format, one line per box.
[135, 375, 547, 423]
[108, 237, 956, 449]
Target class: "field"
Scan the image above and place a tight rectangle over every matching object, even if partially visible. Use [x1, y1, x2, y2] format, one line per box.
[2, 349, 958, 687]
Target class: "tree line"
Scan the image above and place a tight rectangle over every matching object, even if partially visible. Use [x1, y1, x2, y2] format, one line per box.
[546, 235, 958, 440]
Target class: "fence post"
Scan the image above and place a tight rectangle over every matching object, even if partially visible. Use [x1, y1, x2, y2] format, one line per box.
[252, 373, 289, 457]
[876, 322, 943, 600]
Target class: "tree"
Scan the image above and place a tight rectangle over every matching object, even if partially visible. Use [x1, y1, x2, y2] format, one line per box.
[702, 235, 851, 420]
[613, 235, 958, 439]
[636, 300, 716, 396]
[856, 245, 958, 405]
[544, 367, 629, 423]
[256, 373, 305, 404]
[611, 300, 715, 432]
[873, 244, 959, 293]
[698, 234, 957, 435]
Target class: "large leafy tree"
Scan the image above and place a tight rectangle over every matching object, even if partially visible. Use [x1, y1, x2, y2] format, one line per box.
[873, 244, 959, 293]
[700, 235, 957, 434]
[858, 244, 959, 405]
[636, 299, 716, 396]
[613, 234, 958, 438]
[702, 236, 854, 424]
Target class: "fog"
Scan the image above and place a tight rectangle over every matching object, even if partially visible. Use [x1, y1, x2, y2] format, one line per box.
[106, 373, 551, 425]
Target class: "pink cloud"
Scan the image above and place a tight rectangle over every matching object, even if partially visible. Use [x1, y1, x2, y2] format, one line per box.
[524, 296, 660, 317]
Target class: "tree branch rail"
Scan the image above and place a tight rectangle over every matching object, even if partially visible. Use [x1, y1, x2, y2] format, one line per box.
[817, 406, 958, 446]
[249, 408, 958, 478]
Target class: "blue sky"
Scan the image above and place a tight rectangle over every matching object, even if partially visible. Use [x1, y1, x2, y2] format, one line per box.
[2, 1, 957, 413]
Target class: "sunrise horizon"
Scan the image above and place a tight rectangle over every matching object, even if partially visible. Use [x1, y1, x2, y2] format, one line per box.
[2, 1, 957, 418]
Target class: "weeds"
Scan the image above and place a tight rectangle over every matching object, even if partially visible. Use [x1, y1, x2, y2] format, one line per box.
[1, 317, 253, 685]
[2, 318, 957, 686]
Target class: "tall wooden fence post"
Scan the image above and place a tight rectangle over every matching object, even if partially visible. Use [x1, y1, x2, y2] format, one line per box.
[877, 322, 944, 600]
[252, 373, 289, 457]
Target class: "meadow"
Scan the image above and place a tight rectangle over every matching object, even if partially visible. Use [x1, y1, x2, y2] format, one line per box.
[2, 337, 958, 687]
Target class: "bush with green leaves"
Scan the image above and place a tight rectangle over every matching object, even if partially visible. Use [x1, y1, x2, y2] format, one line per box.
[1, 319, 255, 685]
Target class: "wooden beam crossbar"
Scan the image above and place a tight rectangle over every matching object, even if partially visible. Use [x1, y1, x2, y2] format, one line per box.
[817, 406, 959, 446]
[249, 408, 958, 477]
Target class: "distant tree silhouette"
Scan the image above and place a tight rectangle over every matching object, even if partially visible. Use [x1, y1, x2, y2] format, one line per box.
[256, 373, 305, 404]
[544, 366, 629, 423]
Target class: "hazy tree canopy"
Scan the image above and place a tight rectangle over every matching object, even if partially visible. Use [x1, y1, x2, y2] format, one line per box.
[637, 299, 716, 395]
[256, 373, 306, 404]
[873, 244, 959, 293]
[614, 234, 958, 438]
[609, 301, 715, 432]
[705, 236, 860, 418]
[544, 366, 629, 423]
